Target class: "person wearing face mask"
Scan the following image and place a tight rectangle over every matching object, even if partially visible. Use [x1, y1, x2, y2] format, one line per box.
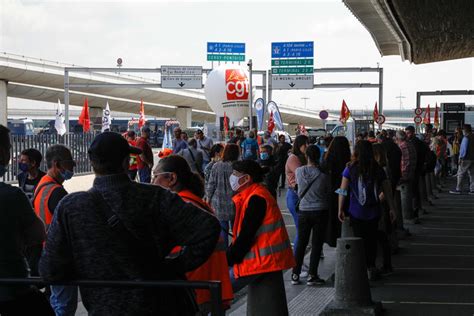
[17, 148, 46, 200]
[0, 125, 54, 315]
[32, 144, 77, 316]
[227, 160, 295, 316]
[152, 155, 233, 314]
[258, 144, 279, 198]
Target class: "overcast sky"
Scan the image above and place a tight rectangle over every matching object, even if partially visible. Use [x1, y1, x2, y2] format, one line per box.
[1, 0, 473, 114]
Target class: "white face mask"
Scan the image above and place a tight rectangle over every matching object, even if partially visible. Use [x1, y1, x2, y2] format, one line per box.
[230, 174, 246, 192]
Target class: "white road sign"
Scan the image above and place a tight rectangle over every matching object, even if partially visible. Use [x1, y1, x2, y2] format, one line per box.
[271, 75, 313, 90]
[161, 76, 202, 89]
[161, 66, 202, 76]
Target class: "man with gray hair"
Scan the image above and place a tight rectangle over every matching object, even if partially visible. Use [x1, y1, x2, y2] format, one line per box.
[396, 130, 418, 224]
[450, 124, 474, 194]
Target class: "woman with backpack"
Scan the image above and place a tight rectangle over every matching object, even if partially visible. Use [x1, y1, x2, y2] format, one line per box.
[291, 145, 330, 286]
[337, 140, 396, 280]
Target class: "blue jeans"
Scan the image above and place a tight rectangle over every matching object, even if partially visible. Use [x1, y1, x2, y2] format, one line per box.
[286, 188, 299, 254]
[138, 166, 151, 183]
[50, 285, 78, 316]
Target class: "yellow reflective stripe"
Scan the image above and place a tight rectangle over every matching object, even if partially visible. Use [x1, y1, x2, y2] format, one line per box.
[244, 239, 292, 260]
[255, 219, 285, 237]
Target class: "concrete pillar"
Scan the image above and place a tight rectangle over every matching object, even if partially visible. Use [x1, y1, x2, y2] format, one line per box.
[89, 106, 102, 131]
[0, 80, 7, 127]
[321, 238, 382, 315]
[176, 106, 192, 128]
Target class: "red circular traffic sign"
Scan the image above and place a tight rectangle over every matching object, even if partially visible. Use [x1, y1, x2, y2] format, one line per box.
[376, 114, 386, 125]
[414, 108, 423, 116]
[414, 115, 422, 125]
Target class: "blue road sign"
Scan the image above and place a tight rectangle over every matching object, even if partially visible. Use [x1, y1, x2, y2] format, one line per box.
[207, 42, 245, 54]
[271, 42, 314, 58]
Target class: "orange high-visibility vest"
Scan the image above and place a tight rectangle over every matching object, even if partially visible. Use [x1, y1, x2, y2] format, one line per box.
[177, 190, 234, 307]
[32, 174, 62, 230]
[232, 183, 295, 278]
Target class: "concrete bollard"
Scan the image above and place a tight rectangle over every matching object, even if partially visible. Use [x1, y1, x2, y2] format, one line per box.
[320, 237, 382, 315]
[341, 218, 353, 238]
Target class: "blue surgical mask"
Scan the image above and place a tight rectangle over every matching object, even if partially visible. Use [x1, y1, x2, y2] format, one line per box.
[18, 163, 29, 172]
[260, 152, 269, 161]
[60, 169, 74, 181]
[0, 165, 6, 178]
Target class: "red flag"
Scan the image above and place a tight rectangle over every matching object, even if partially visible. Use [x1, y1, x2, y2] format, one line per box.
[78, 98, 90, 133]
[138, 99, 146, 129]
[423, 104, 431, 125]
[434, 103, 439, 128]
[373, 102, 379, 122]
[267, 111, 275, 133]
[339, 100, 351, 125]
[223, 112, 229, 135]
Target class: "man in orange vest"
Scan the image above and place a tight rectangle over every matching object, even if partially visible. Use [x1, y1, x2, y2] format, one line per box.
[33, 144, 77, 316]
[227, 160, 295, 316]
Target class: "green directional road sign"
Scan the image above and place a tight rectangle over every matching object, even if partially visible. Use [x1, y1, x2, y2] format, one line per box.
[207, 54, 245, 62]
[272, 67, 313, 75]
[272, 59, 314, 66]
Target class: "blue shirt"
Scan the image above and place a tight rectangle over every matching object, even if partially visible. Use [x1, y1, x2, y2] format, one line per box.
[173, 139, 188, 154]
[459, 135, 469, 159]
[241, 138, 259, 160]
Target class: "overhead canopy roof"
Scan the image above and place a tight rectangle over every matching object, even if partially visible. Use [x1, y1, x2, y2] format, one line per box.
[343, 0, 474, 64]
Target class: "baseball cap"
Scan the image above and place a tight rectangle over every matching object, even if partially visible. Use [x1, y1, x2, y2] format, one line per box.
[88, 132, 142, 163]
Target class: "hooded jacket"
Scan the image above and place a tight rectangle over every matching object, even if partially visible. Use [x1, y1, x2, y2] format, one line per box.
[295, 165, 330, 212]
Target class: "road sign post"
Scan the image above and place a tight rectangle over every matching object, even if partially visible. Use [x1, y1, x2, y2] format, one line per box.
[161, 66, 203, 89]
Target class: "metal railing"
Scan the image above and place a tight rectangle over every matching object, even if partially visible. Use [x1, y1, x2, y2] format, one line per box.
[0, 277, 224, 316]
[4, 133, 96, 183]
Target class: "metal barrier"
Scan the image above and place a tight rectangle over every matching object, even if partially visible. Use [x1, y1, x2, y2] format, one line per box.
[4, 133, 96, 183]
[0, 277, 224, 316]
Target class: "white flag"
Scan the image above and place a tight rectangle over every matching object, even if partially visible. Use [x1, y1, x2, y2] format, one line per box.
[102, 102, 112, 132]
[55, 99, 66, 136]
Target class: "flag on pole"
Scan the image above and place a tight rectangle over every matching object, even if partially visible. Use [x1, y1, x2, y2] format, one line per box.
[223, 112, 229, 138]
[101, 102, 112, 132]
[434, 103, 439, 128]
[78, 98, 90, 133]
[138, 99, 146, 129]
[54, 99, 66, 136]
[339, 99, 351, 125]
[266, 101, 283, 130]
[423, 104, 431, 125]
[373, 102, 379, 122]
[267, 111, 275, 133]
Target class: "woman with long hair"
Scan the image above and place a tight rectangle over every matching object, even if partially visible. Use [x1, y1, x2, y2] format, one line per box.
[203, 143, 224, 184]
[337, 140, 396, 280]
[227, 159, 294, 316]
[285, 135, 309, 250]
[152, 155, 233, 314]
[291, 145, 330, 286]
[372, 143, 395, 274]
[321, 136, 351, 246]
[206, 143, 240, 246]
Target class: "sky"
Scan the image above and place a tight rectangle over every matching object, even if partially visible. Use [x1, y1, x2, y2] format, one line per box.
[1, 0, 473, 114]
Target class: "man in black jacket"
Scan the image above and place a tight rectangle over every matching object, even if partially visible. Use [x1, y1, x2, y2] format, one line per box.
[40, 132, 221, 315]
[406, 126, 429, 217]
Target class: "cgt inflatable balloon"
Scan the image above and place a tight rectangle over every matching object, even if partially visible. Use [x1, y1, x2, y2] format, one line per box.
[205, 65, 254, 128]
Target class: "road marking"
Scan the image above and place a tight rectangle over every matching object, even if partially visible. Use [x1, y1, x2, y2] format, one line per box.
[382, 301, 474, 306]
[410, 243, 474, 247]
[404, 254, 474, 257]
[395, 267, 474, 271]
[423, 227, 474, 231]
[385, 283, 474, 287]
[422, 235, 474, 238]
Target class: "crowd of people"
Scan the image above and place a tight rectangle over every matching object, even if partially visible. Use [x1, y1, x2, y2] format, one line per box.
[1, 121, 473, 315]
